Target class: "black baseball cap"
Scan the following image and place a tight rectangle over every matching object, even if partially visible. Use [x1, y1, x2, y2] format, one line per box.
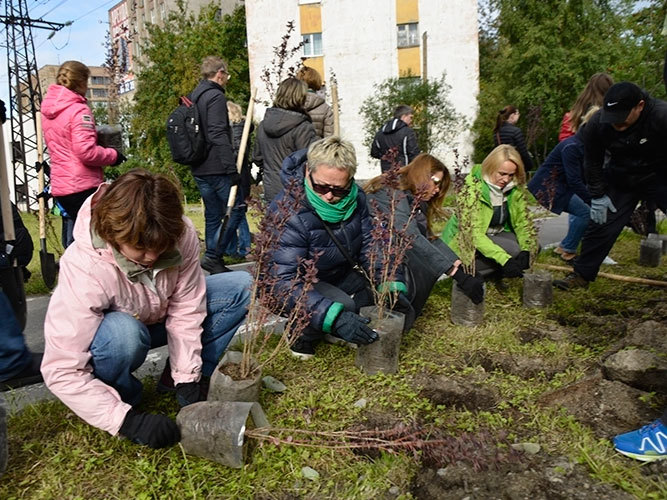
[600, 82, 643, 124]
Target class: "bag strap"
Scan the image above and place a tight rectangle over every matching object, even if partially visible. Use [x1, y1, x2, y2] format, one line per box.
[320, 221, 370, 284]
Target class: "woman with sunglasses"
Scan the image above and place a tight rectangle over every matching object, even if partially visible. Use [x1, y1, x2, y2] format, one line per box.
[268, 136, 394, 360]
[364, 154, 484, 319]
[441, 144, 536, 285]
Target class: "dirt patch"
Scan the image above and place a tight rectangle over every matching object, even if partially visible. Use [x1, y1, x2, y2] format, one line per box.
[538, 371, 662, 438]
[417, 373, 499, 411]
[412, 453, 633, 500]
[465, 349, 571, 380]
[517, 323, 571, 343]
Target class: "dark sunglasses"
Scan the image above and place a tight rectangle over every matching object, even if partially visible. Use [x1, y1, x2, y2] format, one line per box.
[309, 171, 352, 198]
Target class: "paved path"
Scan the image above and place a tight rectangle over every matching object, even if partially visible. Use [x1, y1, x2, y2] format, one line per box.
[2, 217, 570, 413]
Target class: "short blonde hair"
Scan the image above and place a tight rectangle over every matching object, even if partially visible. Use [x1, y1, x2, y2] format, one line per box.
[273, 77, 307, 111]
[201, 56, 227, 79]
[307, 136, 357, 178]
[481, 144, 526, 185]
[56, 61, 90, 94]
[226, 101, 243, 123]
[296, 66, 323, 91]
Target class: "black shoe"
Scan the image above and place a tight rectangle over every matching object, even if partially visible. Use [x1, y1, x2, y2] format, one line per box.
[156, 358, 175, 393]
[290, 338, 316, 360]
[0, 352, 44, 391]
[553, 272, 589, 291]
[493, 278, 509, 293]
[200, 256, 232, 275]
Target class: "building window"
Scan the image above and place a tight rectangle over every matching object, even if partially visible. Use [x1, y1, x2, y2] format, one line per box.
[302, 32, 322, 57]
[92, 88, 108, 98]
[397, 23, 419, 48]
[90, 76, 110, 85]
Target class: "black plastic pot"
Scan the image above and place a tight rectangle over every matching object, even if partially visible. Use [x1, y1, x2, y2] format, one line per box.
[208, 350, 262, 403]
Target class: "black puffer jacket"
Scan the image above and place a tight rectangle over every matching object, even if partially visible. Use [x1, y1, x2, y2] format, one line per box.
[252, 108, 318, 203]
[582, 94, 667, 198]
[366, 187, 459, 317]
[370, 118, 420, 172]
[190, 80, 235, 177]
[493, 122, 533, 171]
[269, 149, 374, 331]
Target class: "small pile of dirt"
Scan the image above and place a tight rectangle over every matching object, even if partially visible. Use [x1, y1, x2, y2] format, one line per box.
[467, 350, 571, 380]
[412, 453, 633, 500]
[417, 374, 499, 411]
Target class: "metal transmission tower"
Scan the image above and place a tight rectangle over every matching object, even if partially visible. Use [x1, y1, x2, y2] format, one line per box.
[1, 1, 66, 210]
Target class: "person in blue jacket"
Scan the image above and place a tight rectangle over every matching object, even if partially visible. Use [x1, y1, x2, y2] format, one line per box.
[528, 107, 598, 261]
[269, 136, 407, 360]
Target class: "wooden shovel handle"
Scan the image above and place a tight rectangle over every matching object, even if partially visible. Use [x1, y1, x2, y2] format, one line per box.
[536, 263, 667, 287]
[36, 111, 47, 240]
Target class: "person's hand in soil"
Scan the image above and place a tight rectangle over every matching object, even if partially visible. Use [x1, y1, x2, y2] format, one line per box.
[176, 381, 202, 407]
[452, 268, 484, 304]
[119, 409, 180, 449]
[333, 311, 378, 345]
[502, 256, 524, 278]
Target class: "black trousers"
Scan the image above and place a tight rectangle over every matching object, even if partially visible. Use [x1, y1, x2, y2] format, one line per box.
[574, 181, 667, 282]
[300, 271, 373, 343]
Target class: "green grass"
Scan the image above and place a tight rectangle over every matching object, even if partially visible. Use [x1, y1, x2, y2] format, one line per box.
[3, 210, 666, 498]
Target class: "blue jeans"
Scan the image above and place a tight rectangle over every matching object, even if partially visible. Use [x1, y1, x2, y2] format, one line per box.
[89, 271, 251, 406]
[0, 290, 31, 381]
[223, 203, 251, 256]
[194, 174, 235, 260]
[560, 194, 590, 254]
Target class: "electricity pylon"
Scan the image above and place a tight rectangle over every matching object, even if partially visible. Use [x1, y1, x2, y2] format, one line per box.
[1, 0, 67, 210]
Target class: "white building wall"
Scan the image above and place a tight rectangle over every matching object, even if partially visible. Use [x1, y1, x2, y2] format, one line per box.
[245, 0, 479, 179]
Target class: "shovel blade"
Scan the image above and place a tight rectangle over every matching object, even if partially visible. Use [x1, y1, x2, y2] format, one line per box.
[40, 247, 57, 289]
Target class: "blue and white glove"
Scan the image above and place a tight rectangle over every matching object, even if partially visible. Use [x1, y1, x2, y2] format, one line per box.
[590, 195, 617, 225]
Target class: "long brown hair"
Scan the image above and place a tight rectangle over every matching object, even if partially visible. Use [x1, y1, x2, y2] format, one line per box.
[493, 105, 518, 134]
[568, 73, 613, 133]
[56, 60, 90, 96]
[92, 169, 185, 253]
[364, 153, 450, 235]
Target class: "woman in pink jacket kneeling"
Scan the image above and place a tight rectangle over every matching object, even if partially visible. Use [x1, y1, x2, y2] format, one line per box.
[41, 60, 125, 248]
[41, 170, 251, 449]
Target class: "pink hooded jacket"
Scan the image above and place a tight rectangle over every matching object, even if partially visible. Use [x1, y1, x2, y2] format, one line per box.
[41, 84, 118, 197]
[41, 184, 206, 435]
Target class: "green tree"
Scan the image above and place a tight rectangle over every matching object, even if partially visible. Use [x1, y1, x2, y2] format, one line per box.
[473, 0, 666, 166]
[130, 2, 249, 200]
[360, 73, 465, 155]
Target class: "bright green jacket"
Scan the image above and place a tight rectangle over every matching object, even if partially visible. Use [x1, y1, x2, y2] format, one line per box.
[440, 165, 535, 266]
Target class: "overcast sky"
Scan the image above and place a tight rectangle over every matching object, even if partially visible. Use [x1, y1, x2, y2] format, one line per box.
[1, 0, 113, 103]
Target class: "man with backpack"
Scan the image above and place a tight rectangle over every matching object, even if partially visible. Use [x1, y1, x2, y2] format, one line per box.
[186, 56, 236, 275]
[370, 105, 420, 172]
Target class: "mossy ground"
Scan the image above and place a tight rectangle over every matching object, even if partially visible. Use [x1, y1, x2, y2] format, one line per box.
[2, 210, 666, 499]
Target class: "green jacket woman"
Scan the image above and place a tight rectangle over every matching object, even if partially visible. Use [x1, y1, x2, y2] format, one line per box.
[441, 145, 536, 279]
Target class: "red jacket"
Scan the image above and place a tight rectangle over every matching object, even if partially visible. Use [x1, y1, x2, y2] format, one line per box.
[41, 84, 118, 197]
[558, 112, 574, 142]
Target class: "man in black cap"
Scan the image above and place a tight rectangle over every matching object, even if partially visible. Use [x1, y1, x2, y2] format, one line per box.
[555, 82, 667, 290]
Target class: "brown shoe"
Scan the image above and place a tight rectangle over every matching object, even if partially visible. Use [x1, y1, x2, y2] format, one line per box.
[559, 250, 577, 261]
[553, 272, 589, 290]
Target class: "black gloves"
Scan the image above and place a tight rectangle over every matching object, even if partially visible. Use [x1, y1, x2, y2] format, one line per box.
[452, 268, 484, 304]
[515, 250, 530, 270]
[112, 152, 127, 166]
[119, 409, 180, 449]
[176, 382, 201, 407]
[333, 311, 378, 345]
[502, 256, 524, 278]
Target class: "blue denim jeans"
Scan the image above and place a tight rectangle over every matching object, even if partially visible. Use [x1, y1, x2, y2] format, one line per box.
[0, 290, 31, 381]
[223, 203, 251, 256]
[560, 194, 591, 254]
[89, 271, 251, 406]
[194, 174, 235, 260]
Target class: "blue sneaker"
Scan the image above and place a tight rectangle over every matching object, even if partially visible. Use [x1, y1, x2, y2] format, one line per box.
[613, 419, 667, 462]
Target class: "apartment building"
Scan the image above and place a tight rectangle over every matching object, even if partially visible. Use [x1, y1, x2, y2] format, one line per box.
[245, 0, 479, 178]
[38, 64, 112, 107]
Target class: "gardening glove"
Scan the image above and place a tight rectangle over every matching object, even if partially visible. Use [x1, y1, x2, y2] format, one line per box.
[515, 250, 530, 270]
[590, 195, 617, 225]
[112, 151, 127, 166]
[175, 381, 201, 407]
[452, 268, 484, 304]
[119, 409, 180, 449]
[502, 256, 524, 278]
[333, 311, 378, 345]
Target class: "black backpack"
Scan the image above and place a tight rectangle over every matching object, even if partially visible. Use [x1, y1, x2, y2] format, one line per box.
[166, 89, 210, 166]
